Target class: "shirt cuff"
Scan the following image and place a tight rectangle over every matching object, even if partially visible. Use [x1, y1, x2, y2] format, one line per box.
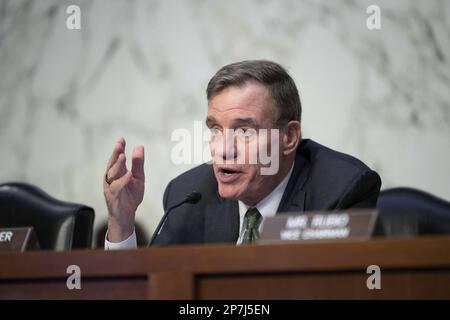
[104, 229, 137, 250]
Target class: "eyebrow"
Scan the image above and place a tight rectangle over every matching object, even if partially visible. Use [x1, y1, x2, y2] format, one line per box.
[205, 116, 218, 128]
[205, 116, 258, 128]
[232, 118, 258, 128]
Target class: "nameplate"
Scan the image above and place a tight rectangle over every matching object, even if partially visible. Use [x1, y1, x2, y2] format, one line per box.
[259, 210, 378, 243]
[0, 227, 39, 252]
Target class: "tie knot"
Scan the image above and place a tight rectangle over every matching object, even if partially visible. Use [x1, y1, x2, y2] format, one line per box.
[244, 207, 262, 230]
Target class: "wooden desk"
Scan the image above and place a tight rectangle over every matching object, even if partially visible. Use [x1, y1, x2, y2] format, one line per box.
[1, 236, 450, 299]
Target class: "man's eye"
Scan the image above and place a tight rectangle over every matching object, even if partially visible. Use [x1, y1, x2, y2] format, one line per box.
[210, 128, 222, 136]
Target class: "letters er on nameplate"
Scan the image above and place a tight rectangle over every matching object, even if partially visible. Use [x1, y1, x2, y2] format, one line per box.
[0, 227, 39, 252]
[259, 210, 378, 243]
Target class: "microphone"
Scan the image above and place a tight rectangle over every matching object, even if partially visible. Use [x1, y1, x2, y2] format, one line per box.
[147, 191, 202, 246]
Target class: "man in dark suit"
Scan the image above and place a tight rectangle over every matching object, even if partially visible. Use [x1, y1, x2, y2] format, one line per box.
[103, 60, 381, 249]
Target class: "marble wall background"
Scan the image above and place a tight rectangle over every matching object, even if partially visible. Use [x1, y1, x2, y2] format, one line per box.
[1, 0, 449, 246]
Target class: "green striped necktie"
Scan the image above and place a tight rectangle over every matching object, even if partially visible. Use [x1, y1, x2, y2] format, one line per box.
[242, 207, 262, 244]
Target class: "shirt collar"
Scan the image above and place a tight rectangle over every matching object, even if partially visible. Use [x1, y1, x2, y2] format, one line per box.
[238, 162, 295, 220]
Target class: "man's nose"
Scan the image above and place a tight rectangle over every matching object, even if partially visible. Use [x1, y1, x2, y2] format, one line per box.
[220, 129, 237, 161]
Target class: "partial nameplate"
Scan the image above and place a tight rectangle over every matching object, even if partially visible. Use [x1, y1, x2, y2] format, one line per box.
[0, 227, 39, 252]
[259, 210, 378, 243]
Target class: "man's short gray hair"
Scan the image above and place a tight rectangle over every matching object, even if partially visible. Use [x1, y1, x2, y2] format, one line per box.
[206, 60, 301, 127]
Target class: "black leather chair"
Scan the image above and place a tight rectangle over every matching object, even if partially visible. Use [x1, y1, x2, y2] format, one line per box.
[0, 182, 95, 250]
[376, 187, 450, 237]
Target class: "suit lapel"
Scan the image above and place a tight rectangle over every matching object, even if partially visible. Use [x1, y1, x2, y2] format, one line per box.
[204, 196, 239, 243]
[277, 148, 310, 213]
[280, 189, 306, 213]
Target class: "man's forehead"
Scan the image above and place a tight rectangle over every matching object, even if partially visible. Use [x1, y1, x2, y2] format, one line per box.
[208, 82, 271, 107]
[209, 88, 274, 112]
[206, 106, 264, 126]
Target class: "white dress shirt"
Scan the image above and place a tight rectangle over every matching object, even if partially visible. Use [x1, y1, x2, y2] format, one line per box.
[105, 163, 294, 250]
[236, 164, 294, 244]
[104, 227, 137, 250]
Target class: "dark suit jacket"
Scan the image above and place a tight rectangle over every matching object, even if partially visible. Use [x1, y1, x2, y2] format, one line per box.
[154, 139, 381, 245]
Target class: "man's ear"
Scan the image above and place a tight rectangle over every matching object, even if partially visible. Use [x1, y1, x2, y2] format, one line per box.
[282, 121, 301, 156]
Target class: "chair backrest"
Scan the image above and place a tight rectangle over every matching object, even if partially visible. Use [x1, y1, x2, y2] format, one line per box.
[376, 187, 450, 236]
[0, 182, 94, 250]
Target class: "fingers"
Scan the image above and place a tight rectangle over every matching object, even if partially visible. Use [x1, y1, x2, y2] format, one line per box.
[107, 153, 128, 182]
[107, 137, 126, 171]
[131, 145, 145, 180]
[109, 171, 132, 194]
[104, 138, 144, 190]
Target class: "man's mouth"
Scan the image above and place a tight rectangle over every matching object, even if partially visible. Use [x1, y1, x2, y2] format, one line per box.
[216, 166, 243, 183]
[221, 168, 240, 175]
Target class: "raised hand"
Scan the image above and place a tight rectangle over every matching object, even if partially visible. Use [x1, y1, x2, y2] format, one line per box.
[103, 137, 145, 242]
